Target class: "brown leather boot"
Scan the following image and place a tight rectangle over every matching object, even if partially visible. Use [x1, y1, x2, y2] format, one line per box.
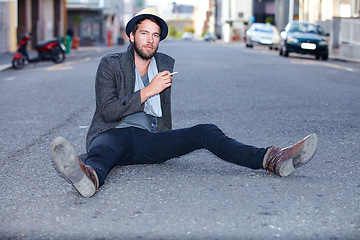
[263, 134, 318, 177]
[51, 137, 99, 197]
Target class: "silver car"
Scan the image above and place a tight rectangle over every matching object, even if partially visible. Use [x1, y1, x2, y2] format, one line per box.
[246, 23, 281, 50]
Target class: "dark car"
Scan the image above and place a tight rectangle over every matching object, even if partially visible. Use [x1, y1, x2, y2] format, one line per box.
[279, 21, 329, 60]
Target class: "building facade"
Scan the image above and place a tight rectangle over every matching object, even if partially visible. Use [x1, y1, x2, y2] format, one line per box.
[0, 0, 147, 53]
[66, 0, 105, 46]
[0, 0, 66, 53]
[66, 0, 144, 46]
[0, 0, 16, 53]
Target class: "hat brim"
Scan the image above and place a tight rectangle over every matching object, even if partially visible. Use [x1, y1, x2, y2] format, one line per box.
[126, 14, 168, 41]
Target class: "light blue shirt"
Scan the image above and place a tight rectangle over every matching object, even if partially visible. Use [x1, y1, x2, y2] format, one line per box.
[116, 72, 157, 132]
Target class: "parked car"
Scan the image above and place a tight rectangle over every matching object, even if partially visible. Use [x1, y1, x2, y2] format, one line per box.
[245, 23, 280, 50]
[203, 32, 217, 41]
[279, 21, 329, 60]
[181, 32, 193, 40]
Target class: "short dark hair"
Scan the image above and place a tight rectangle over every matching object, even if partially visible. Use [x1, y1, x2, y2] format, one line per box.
[131, 16, 162, 37]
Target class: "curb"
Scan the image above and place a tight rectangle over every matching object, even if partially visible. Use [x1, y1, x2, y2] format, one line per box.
[329, 56, 360, 64]
[0, 48, 358, 73]
[0, 45, 121, 72]
[0, 63, 12, 72]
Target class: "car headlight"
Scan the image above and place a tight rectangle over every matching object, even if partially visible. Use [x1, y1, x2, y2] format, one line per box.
[287, 36, 299, 43]
[319, 40, 328, 46]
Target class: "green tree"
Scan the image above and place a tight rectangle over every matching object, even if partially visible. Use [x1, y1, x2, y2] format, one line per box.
[183, 25, 195, 33]
[168, 25, 177, 38]
[265, 16, 274, 25]
[72, 15, 83, 37]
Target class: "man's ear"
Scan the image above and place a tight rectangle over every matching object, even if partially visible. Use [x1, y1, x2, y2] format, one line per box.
[129, 32, 134, 43]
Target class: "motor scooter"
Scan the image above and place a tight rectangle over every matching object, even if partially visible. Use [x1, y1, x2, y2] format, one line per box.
[12, 34, 66, 70]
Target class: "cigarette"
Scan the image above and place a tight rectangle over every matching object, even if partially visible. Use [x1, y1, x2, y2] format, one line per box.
[169, 72, 178, 76]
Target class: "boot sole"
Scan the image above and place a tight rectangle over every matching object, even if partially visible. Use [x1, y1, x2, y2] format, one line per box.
[51, 137, 96, 197]
[278, 134, 318, 177]
[278, 159, 295, 177]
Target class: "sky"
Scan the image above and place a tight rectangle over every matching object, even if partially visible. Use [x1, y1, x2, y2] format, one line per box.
[145, 0, 209, 8]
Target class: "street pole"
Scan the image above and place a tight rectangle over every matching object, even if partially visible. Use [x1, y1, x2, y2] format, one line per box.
[289, 0, 294, 22]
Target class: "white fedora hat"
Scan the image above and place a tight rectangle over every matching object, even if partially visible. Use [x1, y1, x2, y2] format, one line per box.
[125, 8, 168, 41]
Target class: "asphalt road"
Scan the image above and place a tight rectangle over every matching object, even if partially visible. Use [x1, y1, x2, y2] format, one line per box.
[0, 41, 359, 239]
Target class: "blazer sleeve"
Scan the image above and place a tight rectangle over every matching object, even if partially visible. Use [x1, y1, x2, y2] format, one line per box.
[95, 56, 144, 123]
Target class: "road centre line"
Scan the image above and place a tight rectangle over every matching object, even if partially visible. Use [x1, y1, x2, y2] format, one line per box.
[45, 57, 91, 71]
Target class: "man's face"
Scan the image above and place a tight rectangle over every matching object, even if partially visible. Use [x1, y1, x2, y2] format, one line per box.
[130, 19, 161, 60]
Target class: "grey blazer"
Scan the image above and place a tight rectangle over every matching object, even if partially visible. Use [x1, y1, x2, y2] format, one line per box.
[86, 44, 175, 151]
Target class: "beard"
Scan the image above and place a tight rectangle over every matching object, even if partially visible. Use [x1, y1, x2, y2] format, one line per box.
[133, 37, 158, 60]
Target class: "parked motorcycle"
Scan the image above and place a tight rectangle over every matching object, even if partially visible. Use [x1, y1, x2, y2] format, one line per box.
[12, 34, 66, 70]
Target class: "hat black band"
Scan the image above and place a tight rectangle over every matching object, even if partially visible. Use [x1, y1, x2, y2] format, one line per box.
[125, 13, 168, 41]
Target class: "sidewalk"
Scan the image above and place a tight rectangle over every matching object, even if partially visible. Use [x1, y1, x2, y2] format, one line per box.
[329, 47, 360, 63]
[0, 52, 13, 71]
[1, 44, 359, 72]
[0, 45, 121, 72]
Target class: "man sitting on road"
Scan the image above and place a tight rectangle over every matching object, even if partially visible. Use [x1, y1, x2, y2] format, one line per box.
[51, 8, 318, 198]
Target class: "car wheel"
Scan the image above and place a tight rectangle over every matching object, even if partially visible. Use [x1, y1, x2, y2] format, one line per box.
[279, 47, 283, 55]
[282, 46, 289, 57]
[315, 55, 320, 60]
[322, 54, 328, 61]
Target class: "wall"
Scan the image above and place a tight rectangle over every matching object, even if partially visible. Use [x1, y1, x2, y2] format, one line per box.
[339, 18, 360, 60]
[0, 2, 11, 53]
[221, 0, 252, 42]
[42, 0, 55, 41]
[0, 1, 17, 53]
[319, 17, 360, 60]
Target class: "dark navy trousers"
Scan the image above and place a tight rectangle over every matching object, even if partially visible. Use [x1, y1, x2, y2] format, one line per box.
[85, 124, 266, 186]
